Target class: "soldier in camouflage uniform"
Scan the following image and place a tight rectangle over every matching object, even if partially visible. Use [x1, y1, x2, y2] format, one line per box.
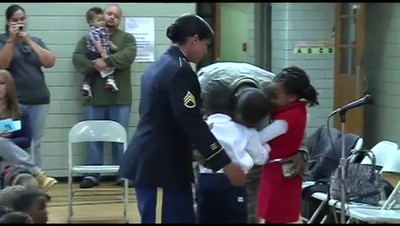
[197, 62, 309, 223]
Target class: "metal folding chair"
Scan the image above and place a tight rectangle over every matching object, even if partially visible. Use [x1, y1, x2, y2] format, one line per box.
[67, 120, 129, 223]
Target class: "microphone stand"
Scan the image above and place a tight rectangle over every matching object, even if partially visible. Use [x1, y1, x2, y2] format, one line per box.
[339, 111, 347, 224]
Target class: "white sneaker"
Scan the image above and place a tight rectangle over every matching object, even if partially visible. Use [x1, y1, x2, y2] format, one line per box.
[81, 84, 92, 98]
[105, 79, 119, 92]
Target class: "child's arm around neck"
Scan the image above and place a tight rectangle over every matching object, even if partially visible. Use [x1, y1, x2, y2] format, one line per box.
[257, 120, 288, 144]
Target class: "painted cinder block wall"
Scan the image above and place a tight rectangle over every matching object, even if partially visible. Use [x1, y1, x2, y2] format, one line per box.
[364, 3, 400, 148]
[270, 3, 336, 135]
[271, 3, 400, 148]
[0, 2, 257, 177]
[0, 3, 197, 176]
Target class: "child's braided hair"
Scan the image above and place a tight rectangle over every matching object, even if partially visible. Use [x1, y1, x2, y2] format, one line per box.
[273, 66, 319, 107]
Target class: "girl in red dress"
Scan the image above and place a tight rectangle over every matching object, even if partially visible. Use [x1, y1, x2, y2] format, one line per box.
[257, 66, 319, 223]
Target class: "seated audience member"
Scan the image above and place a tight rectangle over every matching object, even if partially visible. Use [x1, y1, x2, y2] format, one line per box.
[1, 164, 38, 188]
[0, 163, 52, 201]
[0, 184, 26, 208]
[0, 211, 33, 224]
[0, 206, 13, 219]
[0, 185, 48, 224]
[0, 70, 57, 192]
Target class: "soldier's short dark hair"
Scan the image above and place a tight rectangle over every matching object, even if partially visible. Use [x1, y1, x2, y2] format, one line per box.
[236, 87, 272, 126]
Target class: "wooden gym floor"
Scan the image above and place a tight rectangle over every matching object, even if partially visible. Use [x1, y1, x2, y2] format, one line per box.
[46, 182, 162, 223]
[45, 175, 400, 224]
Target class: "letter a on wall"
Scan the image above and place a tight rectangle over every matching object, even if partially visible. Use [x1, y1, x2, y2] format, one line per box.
[293, 41, 334, 55]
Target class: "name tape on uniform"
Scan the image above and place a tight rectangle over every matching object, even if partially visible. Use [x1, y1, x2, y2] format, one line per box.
[293, 47, 334, 55]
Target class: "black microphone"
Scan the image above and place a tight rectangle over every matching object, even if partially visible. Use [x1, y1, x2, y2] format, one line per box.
[329, 94, 374, 117]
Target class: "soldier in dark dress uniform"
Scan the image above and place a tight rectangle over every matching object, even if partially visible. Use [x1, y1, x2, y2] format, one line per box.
[118, 14, 246, 224]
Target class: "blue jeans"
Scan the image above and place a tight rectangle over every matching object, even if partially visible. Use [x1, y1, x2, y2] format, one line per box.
[83, 104, 131, 182]
[20, 104, 49, 168]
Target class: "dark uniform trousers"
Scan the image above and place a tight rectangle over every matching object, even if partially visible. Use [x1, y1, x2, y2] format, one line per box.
[196, 173, 247, 223]
[135, 186, 195, 224]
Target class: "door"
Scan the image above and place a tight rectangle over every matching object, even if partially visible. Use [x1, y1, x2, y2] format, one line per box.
[219, 3, 248, 62]
[333, 3, 366, 135]
[196, 3, 221, 70]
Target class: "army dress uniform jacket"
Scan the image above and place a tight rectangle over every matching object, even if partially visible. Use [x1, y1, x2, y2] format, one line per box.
[118, 46, 231, 189]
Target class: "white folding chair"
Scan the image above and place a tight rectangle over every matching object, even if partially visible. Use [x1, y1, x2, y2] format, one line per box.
[380, 149, 400, 210]
[67, 120, 129, 223]
[361, 140, 398, 167]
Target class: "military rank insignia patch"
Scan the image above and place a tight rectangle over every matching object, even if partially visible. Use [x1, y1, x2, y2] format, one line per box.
[183, 91, 196, 109]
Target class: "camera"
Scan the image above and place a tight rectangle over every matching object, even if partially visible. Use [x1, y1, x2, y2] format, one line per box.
[17, 24, 24, 31]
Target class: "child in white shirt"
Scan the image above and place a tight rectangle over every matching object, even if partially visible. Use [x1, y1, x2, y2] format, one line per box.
[195, 86, 275, 224]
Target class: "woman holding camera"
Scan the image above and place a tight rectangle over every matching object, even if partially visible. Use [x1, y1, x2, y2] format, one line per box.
[0, 4, 56, 167]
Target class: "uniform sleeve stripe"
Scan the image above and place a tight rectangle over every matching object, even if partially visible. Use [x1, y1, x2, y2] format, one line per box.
[205, 148, 223, 161]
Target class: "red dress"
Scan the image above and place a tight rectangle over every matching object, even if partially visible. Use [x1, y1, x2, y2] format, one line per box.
[257, 101, 307, 223]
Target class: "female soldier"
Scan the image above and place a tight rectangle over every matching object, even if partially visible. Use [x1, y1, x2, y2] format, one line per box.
[118, 14, 246, 224]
